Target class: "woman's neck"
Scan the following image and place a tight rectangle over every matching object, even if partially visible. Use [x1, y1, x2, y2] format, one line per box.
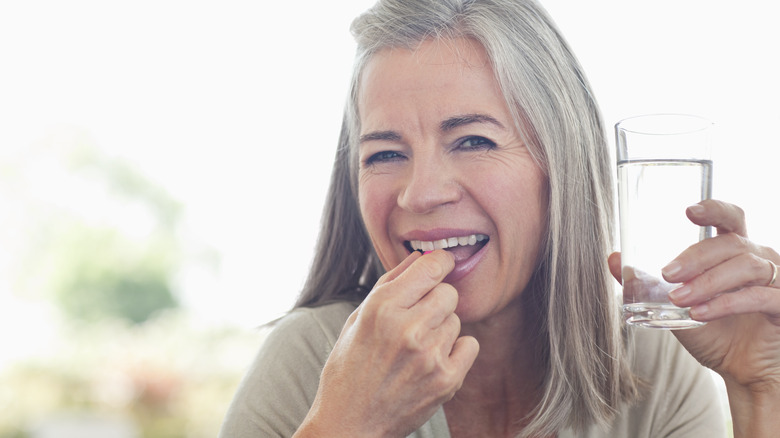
[445, 300, 547, 437]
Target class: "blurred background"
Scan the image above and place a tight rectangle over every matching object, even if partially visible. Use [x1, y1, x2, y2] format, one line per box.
[0, 0, 775, 436]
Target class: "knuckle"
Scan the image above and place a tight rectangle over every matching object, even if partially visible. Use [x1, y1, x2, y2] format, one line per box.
[399, 323, 424, 351]
[740, 287, 765, 310]
[694, 270, 716, 293]
[746, 253, 767, 276]
[717, 293, 738, 314]
[441, 282, 458, 297]
[373, 298, 396, 322]
[430, 364, 457, 393]
[413, 347, 444, 377]
[724, 232, 749, 251]
[360, 293, 400, 331]
[732, 204, 746, 222]
[362, 287, 386, 312]
[765, 247, 780, 261]
[445, 312, 461, 333]
[440, 365, 468, 401]
[686, 241, 707, 260]
[434, 283, 459, 308]
[419, 258, 445, 281]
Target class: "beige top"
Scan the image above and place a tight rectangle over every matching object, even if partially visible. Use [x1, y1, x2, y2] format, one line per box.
[219, 302, 727, 437]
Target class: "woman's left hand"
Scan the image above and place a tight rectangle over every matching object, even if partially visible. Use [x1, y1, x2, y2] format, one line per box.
[609, 199, 780, 437]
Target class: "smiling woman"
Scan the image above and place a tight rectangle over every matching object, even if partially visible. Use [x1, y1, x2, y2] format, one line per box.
[219, 0, 712, 437]
[2, 0, 776, 437]
[220, 1, 780, 437]
[356, 38, 548, 323]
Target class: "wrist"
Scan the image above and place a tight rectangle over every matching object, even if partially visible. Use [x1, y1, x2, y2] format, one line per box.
[294, 400, 390, 438]
[724, 378, 780, 438]
[293, 419, 343, 438]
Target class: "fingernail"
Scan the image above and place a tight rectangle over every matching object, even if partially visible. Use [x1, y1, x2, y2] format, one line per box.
[690, 303, 709, 319]
[688, 204, 705, 216]
[662, 260, 682, 278]
[668, 284, 691, 302]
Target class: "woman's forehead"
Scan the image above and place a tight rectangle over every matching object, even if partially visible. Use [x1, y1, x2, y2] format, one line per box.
[361, 37, 490, 87]
[357, 38, 502, 126]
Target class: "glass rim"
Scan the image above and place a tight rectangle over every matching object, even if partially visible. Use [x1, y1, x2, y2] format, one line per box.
[615, 113, 713, 136]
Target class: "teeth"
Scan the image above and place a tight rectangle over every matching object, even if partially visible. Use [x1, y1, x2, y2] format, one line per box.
[409, 234, 488, 252]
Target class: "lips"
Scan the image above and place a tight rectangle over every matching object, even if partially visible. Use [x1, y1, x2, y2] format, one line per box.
[402, 230, 490, 283]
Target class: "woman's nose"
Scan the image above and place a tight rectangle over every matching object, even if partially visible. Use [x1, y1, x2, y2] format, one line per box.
[396, 158, 461, 214]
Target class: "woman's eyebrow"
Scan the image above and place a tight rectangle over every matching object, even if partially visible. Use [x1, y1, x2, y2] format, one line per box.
[440, 113, 505, 132]
[359, 130, 402, 145]
[359, 113, 503, 145]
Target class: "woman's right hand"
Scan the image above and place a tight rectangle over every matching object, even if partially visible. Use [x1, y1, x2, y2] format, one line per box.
[295, 250, 480, 438]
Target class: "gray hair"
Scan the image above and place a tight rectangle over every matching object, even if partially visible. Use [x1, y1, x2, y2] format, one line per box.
[296, 0, 639, 435]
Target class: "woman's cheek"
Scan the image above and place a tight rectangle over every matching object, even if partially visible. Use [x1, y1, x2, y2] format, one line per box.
[359, 179, 397, 263]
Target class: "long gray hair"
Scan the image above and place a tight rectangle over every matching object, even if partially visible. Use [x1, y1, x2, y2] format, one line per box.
[295, 0, 639, 435]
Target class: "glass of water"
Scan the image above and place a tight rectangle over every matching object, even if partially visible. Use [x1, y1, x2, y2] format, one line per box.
[616, 114, 713, 329]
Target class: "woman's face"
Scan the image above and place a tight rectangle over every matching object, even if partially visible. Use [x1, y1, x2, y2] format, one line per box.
[357, 38, 548, 324]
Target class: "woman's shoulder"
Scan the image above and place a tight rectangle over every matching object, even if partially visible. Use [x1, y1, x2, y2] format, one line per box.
[562, 328, 727, 438]
[218, 301, 359, 437]
[279, 301, 358, 333]
[265, 301, 358, 352]
[621, 327, 727, 437]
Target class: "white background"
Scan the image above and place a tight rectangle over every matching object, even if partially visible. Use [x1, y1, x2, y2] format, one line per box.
[1, 0, 777, 330]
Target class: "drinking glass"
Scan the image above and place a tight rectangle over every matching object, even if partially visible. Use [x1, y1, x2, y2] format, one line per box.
[616, 114, 713, 329]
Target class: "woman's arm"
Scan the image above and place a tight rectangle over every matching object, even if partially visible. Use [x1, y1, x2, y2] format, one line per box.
[611, 199, 780, 438]
[221, 251, 478, 438]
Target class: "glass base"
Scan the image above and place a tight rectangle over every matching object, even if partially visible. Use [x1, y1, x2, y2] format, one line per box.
[623, 303, 706, 330]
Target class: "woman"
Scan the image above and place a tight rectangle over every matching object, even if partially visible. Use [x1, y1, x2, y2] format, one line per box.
[221, 0, 780, 436]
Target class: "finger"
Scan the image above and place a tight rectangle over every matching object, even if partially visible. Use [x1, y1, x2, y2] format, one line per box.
[413, 282, 459, 328]
[355, 251, 423, 316]
[445, 335, 479, 393]
[433, 313, 463, 358]
[668, 252, 774, 307]
[688, 286, 780, 323]
[769, 259, 779, 289]
[608, 252, 622, 283]
[377, 250, 423, 285]
[662, 232, 757, 283]
[686, 199, 747, 237]
[388, 250, 455, 307]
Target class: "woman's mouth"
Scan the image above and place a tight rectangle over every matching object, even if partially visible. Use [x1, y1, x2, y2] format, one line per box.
[404, 233, 490, 282]
[405, 234, 488, 259]
[407, 233, 487, 252]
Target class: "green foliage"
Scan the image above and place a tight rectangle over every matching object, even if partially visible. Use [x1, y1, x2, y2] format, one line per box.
[0, 126, 236, 437]
[6, 128, 185, 324]
[52, 226, 179, 324]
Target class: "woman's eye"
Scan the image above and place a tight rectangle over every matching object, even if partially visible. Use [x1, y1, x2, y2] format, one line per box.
[458, 136, 496, 150]
[365, 150, 404, 165]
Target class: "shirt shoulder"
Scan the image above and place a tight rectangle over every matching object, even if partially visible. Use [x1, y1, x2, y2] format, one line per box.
[218, 302, 357, 438]
[563, 328, 727, 438]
